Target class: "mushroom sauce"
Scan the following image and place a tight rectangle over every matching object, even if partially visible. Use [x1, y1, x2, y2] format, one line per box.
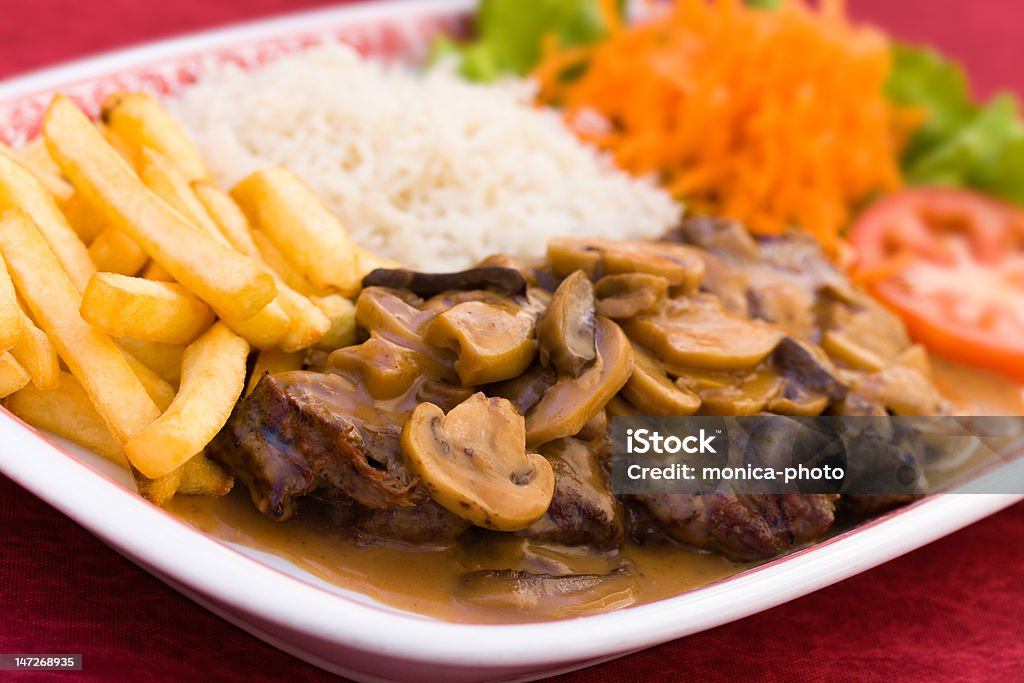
[185, 223, 1024, 622]
[169, 357, 1021, 623]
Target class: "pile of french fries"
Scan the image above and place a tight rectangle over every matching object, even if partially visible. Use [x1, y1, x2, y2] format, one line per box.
[0, 92, 393, 505]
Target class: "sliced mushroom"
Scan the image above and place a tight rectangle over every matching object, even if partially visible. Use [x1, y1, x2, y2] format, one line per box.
[547, 238, 705, 292]
[355, 286, 434, 347]
[485, 364, 558, 415]
[576, 409, 609, 442]
[525, 317, 634, 448]
[328, 334, 444, 399]
[623, 296, 783, 372]
[362, 266, 527, 298]
[536, 270, 596, 377]
[455, 567, 636, 617]
[820, 329, 887, 372]
[766, 384, 830, 416]
[594, 273, 669, 319]
[623, 343, 701, 416]
[401, 393, 555, 531]
[698, 371, 785, 416]
[425, 301, 536, 386]
[853, 366, 950, 416]
[606, 395, 641, 418]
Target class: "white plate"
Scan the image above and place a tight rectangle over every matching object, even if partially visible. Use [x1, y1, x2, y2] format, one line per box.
[2, 2, 1023, 681]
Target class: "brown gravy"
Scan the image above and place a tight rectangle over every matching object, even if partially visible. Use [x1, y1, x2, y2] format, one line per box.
[168, 360, 1023, 623]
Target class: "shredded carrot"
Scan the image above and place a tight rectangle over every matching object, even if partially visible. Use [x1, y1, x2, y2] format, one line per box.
[534, 0, 912, 252]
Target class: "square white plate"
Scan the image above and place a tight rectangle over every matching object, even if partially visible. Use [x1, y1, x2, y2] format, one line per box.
[2, 2, 1023, 680]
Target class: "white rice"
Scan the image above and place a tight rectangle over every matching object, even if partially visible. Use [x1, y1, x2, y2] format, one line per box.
[169, 45, 681, 272]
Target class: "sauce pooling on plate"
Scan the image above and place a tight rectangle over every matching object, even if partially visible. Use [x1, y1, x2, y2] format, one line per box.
[170, 359, 1022, 623]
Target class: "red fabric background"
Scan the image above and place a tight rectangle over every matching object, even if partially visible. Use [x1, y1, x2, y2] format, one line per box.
[1, 1, 1022, 680]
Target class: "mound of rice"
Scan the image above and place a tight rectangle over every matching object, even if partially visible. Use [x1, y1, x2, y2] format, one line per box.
[169, 45, 681, 272]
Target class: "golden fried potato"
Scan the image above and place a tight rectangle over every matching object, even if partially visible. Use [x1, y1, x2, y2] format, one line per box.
[116, 338, 183, 385]
[0, 252, 22, 350]
[124, 322, 249, 479]
[0, 351, 30, 398]
[87, 227, 148, 276]
[101, 92, 211, 182]
[138, 147, 226, 244]
[9, 307, 59, 390]
[177, 454, 233, 497]
[249, 228, 317, 295]
[81, 272, 215, 345]
[61, 192, 109, 243]
[220, 298, 290, 350]
[356, 245, 402, 275]
[0, 208, 161, 444]
[245, 348, 304, 396]
[192, 181, 262, 259]
[276, 288, 330, 352]
[310, 293, 357, 350]
[0, 149, 95, 292]
[5, 372, 126, 464]
[232, 168, 360, 294]
[194, 180, 329, 350]
[1, 138, 74, 204]
[140, 259, 173, 281]
[43, 95, 276, 321]
[121, 351, 177, 412]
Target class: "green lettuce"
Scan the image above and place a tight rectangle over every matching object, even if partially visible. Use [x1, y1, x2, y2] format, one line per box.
[429, 0, 620, 82]
[887, 44, 1024, 204]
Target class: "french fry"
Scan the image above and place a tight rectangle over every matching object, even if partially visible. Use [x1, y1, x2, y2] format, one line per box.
[122, 351, 177, 412]
[0, 252, 22, 350]
[81, 272, 215, 345]
[133, 466, 185, 505]
[245, 348, 304, 396]
[0, 149, 95, 292]
[133, 454, 232, 504]
[277, 287, 331, 352]
[141, 260, 174, 281]
[99, 123, 136, 166]
[0, 208, 161, 444]
[87, 227, 148, 275]
[250, 229, 317, 295]
[136, 148, 295, 347]
[0, 139, 74, 204]
[194, 180, 329, 350]
[177, 454, 234, 497]
[101, 92, 211, 182]
[117, 338, 184, 385]
[61, 192, 108, 243]
[311, 293, 358, 350]
[43, 95, 276, 321]
[10, 307, 59, 390]
[0, 351, 30, 397]
[219, 298, 290, 350]
[124, 322, 248, 479]
[138, 148, 226, 244]
[356, 245, 402, 275]
[232, 168, 361, 294]
[192, 181, 262, 259]
[4, 371, 127, 466]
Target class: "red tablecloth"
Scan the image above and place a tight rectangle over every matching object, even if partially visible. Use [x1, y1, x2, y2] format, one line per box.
[1, 1, 1022, 680]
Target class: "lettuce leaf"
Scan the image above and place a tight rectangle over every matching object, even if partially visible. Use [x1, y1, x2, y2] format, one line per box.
[430, 0, 619, 82]
[887, 43, 1024, 205]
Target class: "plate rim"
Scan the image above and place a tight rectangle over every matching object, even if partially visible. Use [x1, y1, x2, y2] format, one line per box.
[4, 402, 1022, 671]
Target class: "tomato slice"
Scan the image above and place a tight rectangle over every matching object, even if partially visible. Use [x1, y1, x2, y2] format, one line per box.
[849, 187, 1024, 383]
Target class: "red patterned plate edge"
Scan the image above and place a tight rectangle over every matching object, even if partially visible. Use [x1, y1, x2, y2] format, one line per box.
[0, 0, 472, 147]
